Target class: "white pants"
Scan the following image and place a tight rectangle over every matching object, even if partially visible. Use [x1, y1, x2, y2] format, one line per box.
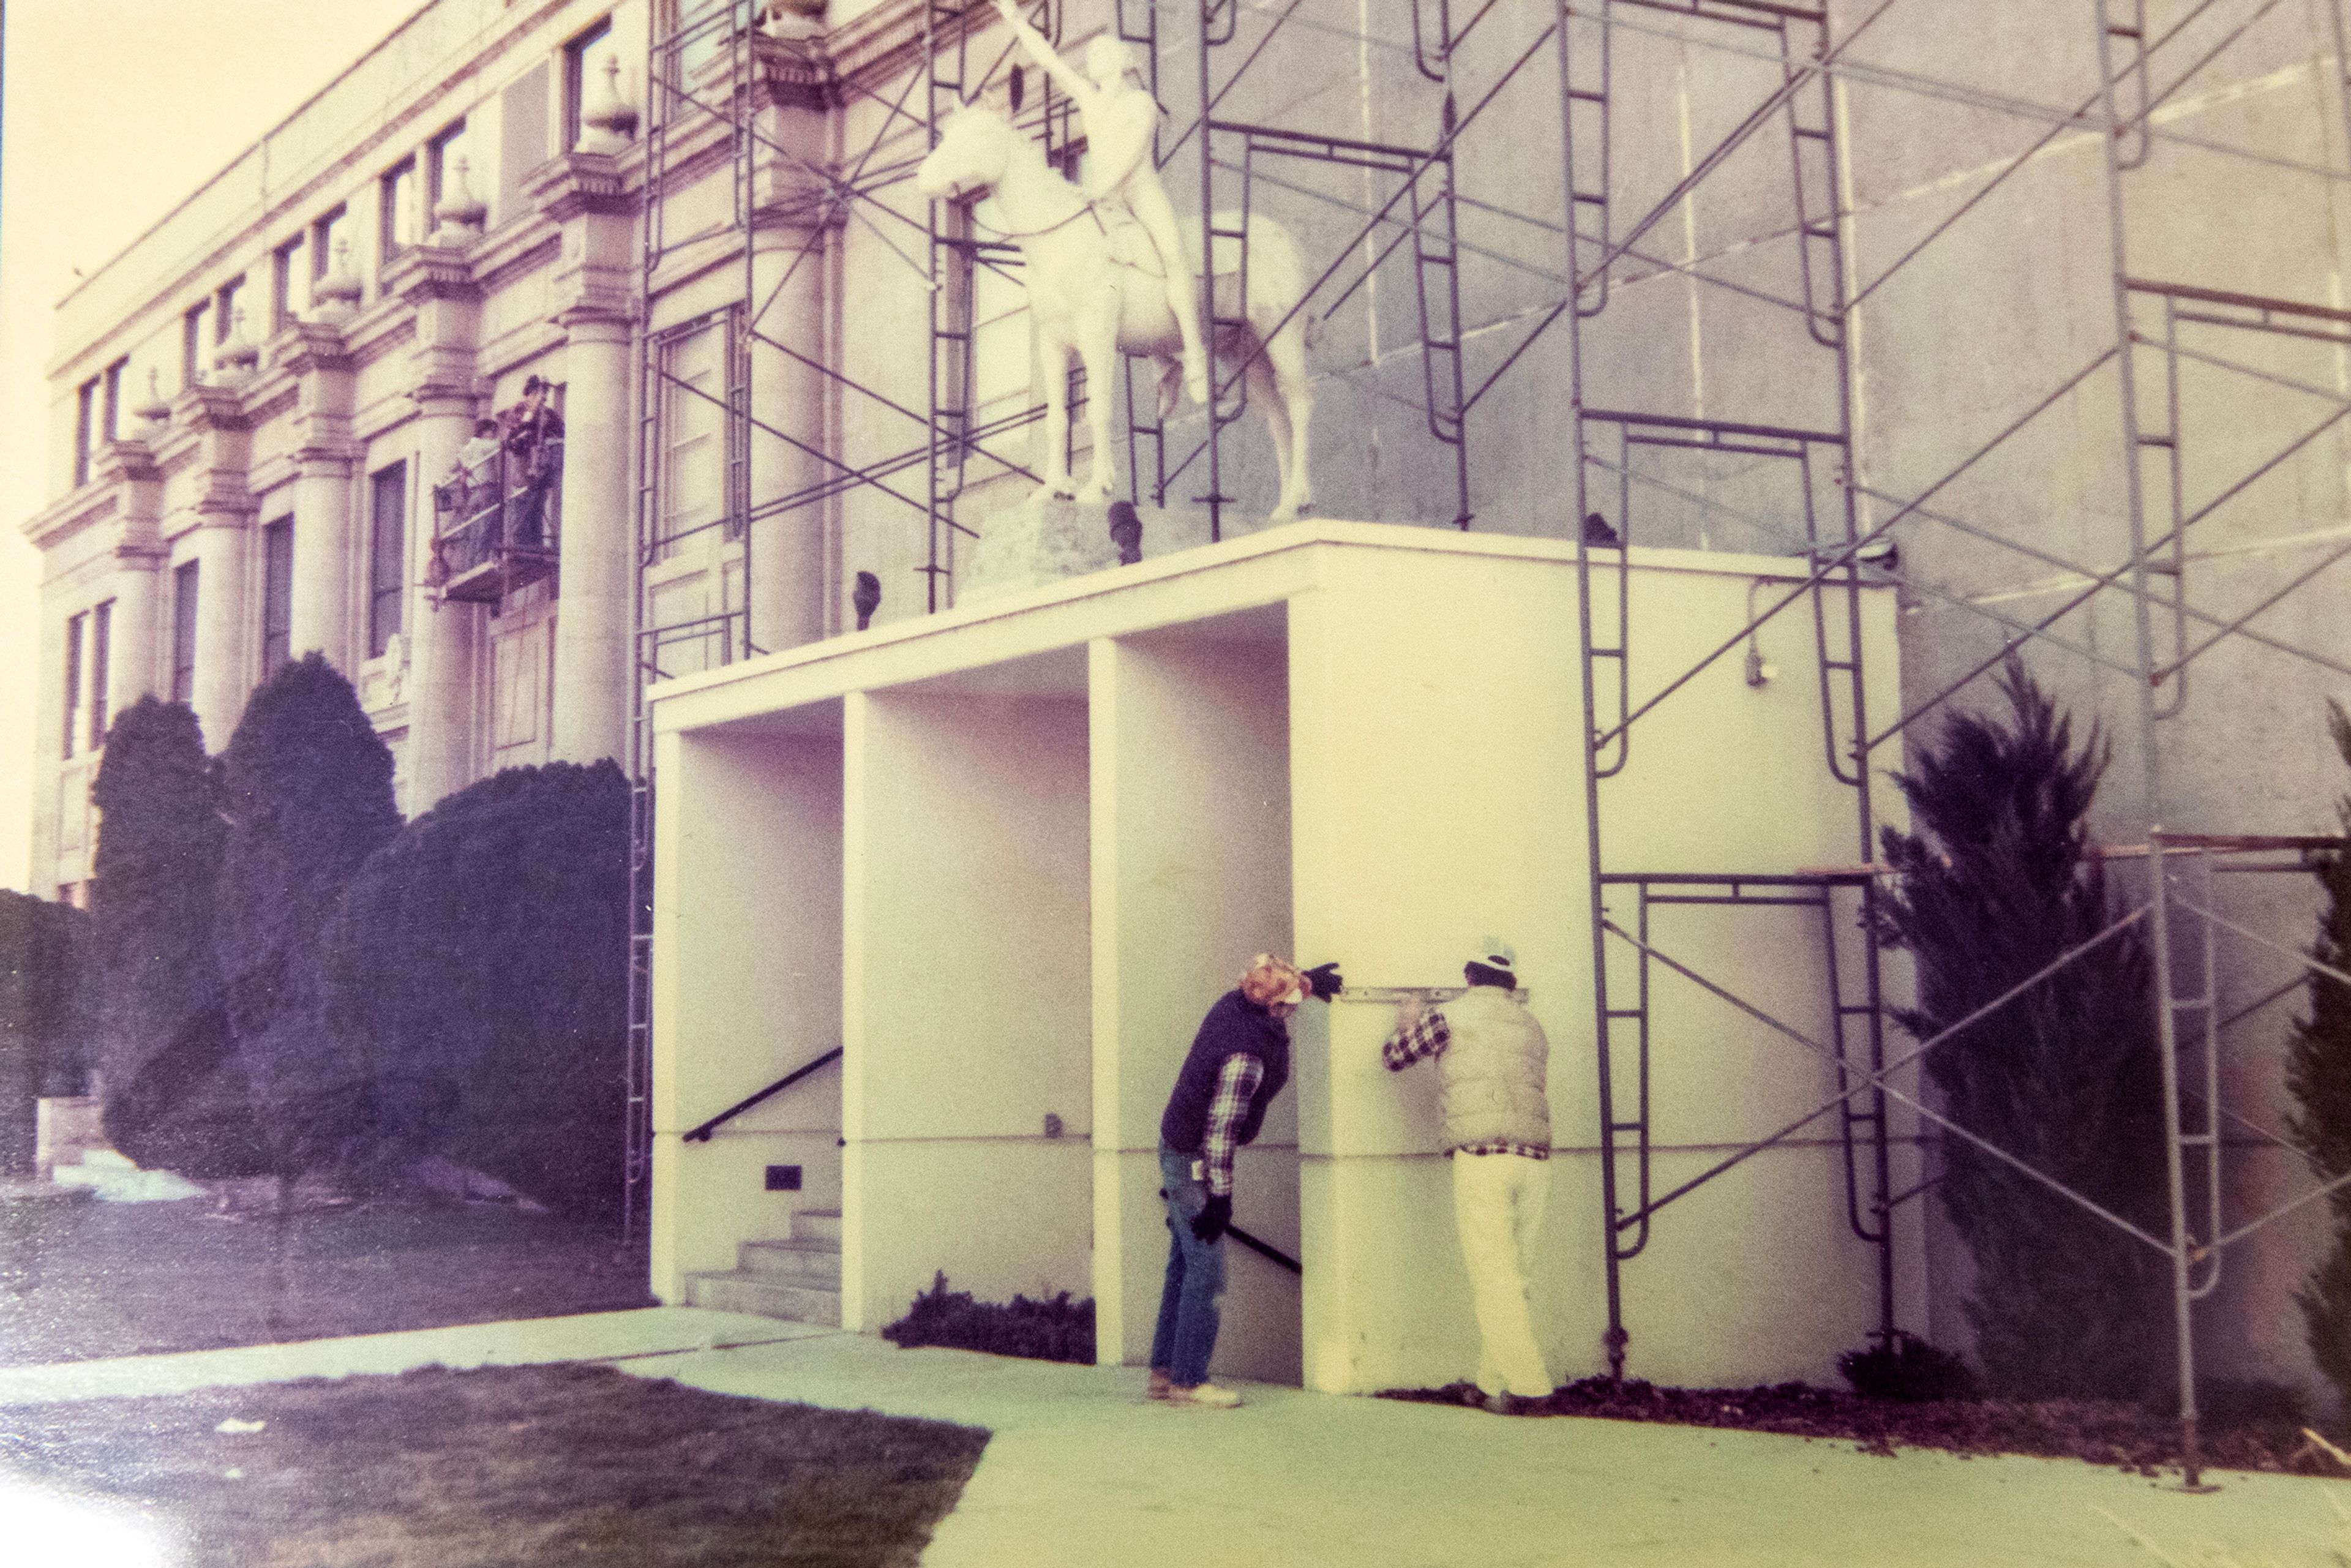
[1452, 1151, 1554, 1398]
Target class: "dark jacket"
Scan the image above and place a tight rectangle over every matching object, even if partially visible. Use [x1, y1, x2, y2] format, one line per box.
[1160, 989, 1291, 1153]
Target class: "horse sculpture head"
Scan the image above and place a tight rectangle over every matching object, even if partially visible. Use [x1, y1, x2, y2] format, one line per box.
[915, 107, 1015, 204]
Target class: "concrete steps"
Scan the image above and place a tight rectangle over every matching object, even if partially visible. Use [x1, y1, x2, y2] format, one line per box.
[682, 1207, 841, 1327]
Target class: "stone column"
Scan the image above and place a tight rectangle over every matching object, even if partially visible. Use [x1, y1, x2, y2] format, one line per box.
[528, 151, 639, 765]
[384, 244, 485, 817]
[188, 522, 250, 745]
[551, 306, 632, 765]
[110, 557, 162, 715]
[406, 388, 482, 815]
[749, 222, 830, 653]
[279, 321, 359, 670]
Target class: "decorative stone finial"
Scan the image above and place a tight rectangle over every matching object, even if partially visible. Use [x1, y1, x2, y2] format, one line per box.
[313, 236, 363, 318]
[762, 0, 826, 41]
[135, 366, 173, 431]
[431, 156, 488, 244]
[215, 307, 261, 382]
[577, 53, 639, 153]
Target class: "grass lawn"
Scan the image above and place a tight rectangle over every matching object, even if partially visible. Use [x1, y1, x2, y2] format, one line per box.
[0, 1361, 989, 1567]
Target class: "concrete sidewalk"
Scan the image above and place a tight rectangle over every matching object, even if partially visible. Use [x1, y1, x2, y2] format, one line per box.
[2, 1308, 2342, 1567]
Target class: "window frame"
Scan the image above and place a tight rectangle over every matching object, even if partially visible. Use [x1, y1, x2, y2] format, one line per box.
[182, 300, 212, 390]
[62, 612, 86, 758]
[101, 358, 128, 446]
[380, 157, 419, 266]
[89, 599, 113, 749]
[310, 205, 348, 287]
[368, 462, 408, 660]
[271, 234, 306, 332]
[216, 277, 244, 343]
[171, 561, 201, 704]
[72, 377, 99, 488]
[260, 516, 295, 681]
[563, 17, 615, 154]
[425, 118, 468, 227]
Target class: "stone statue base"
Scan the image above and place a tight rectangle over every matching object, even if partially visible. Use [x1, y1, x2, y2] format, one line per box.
[960, 498, 1216, 604]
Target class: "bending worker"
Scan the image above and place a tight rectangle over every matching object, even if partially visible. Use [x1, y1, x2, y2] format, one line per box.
[1382, 938, 1556, 1413]
[991, 0, 1213, 405]
[1150, 953, 1340, 1408]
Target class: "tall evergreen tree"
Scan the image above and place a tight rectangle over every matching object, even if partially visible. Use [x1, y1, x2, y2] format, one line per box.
[323, 762, 630, 1212]
[217, 655, 402, 1177]
[1875, 661, 2170, 1400]
[87, 697, 269, 1177]
[2287, 701, 2351, 1409]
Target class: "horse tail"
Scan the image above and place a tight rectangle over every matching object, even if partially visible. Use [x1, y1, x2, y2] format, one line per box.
[1303, 307, 1327, 354]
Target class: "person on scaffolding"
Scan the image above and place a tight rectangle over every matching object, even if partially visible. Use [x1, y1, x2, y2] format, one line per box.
[502, 375, 564, 547]
[991, 0, 1212, 407]
[1381, 939, 1557, 1415]
[1149, 953, 1340, 1409]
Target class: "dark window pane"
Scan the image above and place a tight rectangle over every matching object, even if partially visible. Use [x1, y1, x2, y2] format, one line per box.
[564, 18, 613, 154]
[172, 561, 201, 703]
[91, 600, 113, 748]
[261, 518, 295, 679]
[62, 613, 85, 757]
[370, 462, 408, 658]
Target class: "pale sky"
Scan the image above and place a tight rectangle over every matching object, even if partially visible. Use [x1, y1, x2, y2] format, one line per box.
[0, 0, 426, 893]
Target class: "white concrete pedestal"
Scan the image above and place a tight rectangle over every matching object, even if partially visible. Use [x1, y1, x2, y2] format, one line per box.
[962, 500, 1213, 604]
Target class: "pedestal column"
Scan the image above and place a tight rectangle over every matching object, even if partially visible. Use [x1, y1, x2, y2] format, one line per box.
[109, 555, 162, 715]
[749, 222, 829, 653]
[290, 451, 356, 668]
[550, 307, 632, 765]
[406, 390, 482, 815]
[189, 522, 250, 745]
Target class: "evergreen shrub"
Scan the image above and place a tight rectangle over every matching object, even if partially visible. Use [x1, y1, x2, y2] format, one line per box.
[217, 655, 402, 1177]
[323, 760, 629, 1212]
[2288, 701, 2351, 1414]
[1874, 661, 2169, 1402]
[882, 1271, 1095, 1364]
[88, 697, 269, 1177]
[1836, 1332, 1979, 1403]
[0, 891, 94, 1176]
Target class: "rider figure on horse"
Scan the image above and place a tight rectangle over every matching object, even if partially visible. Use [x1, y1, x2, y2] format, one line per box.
[991, 0, 1212, 407]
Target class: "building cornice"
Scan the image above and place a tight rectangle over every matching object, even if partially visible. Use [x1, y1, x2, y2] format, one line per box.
[91, 440, 163, 487]
[272, 318, 356, 380]
[23, 488, 117, 552]
[384, 243, 483, 306]
[171, 383, 253, 435]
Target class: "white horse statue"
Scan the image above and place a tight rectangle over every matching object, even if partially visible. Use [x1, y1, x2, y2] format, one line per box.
[915, 107, 1316, 522]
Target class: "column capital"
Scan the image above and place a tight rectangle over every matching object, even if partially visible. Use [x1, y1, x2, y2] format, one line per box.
[554, 297, 637, 339]
[528, 151, 636, 225]
[750, 30, 833, 111]
[274, 318, 354, 380]
[92, 439, 163, 486]
[384, 243, 482, 307]
[293, 440, 361, 475]
[170, 383, 252, 435]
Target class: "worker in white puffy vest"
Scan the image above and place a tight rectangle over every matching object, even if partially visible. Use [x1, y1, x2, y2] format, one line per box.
[1381, 937, 1554, 1413]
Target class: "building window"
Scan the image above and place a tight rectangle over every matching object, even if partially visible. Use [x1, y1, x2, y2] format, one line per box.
[182, 301, 212, 390]
[73, 377, 100, 488]
[260, 517, 295, 680]
[564, 17, 615, 154]
[216, 277, 244, 342]
[312, 206, 348, 293]
[380, 159, 419, 264]
[102, 358, 129, 445]
[272, 235, 306, 331]
[62, 613, 86, 758]
[369, 462, 407, 658]
[90, 600, 113, 749]
[656, 313, 732, 557]
[426, 119, 469, 227]
[172, 561, 200, 703]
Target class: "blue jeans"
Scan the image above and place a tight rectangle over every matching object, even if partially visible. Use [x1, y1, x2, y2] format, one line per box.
[1149, 1144, 1226, 1387]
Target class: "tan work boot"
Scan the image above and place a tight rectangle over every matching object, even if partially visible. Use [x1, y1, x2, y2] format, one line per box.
[1172, 1382, 1243, 1409]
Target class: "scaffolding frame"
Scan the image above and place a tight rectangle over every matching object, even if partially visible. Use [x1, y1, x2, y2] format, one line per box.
[610, 1, 2351, 1488]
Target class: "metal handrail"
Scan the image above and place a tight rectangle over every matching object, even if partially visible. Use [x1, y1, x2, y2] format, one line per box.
[1228, 1221, 1301, 1275]
[681, 1046, 842, 1144]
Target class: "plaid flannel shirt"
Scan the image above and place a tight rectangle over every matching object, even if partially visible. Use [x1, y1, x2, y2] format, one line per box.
[1201, 1054, 1265, 1198]
[1382, 1007, 1548, 1161]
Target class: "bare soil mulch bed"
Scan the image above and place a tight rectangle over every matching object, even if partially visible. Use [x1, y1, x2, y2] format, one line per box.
[0, 1196, 655, 1367]
[1383, 1377, 2346, 1478]
[0, 1361, 988, 1567]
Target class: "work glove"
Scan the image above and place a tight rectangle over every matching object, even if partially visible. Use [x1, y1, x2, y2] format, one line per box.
[1191, 1193, 1232, 1243]
[1302, 962, 1344, 1001]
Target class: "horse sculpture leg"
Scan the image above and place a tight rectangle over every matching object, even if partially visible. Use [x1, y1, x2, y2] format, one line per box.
[1246, 354, 1299, 523]
[1035, 332, 1074, 501]
[1071, 297, 1122, 503]
[1266, 320, 1314, 520]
